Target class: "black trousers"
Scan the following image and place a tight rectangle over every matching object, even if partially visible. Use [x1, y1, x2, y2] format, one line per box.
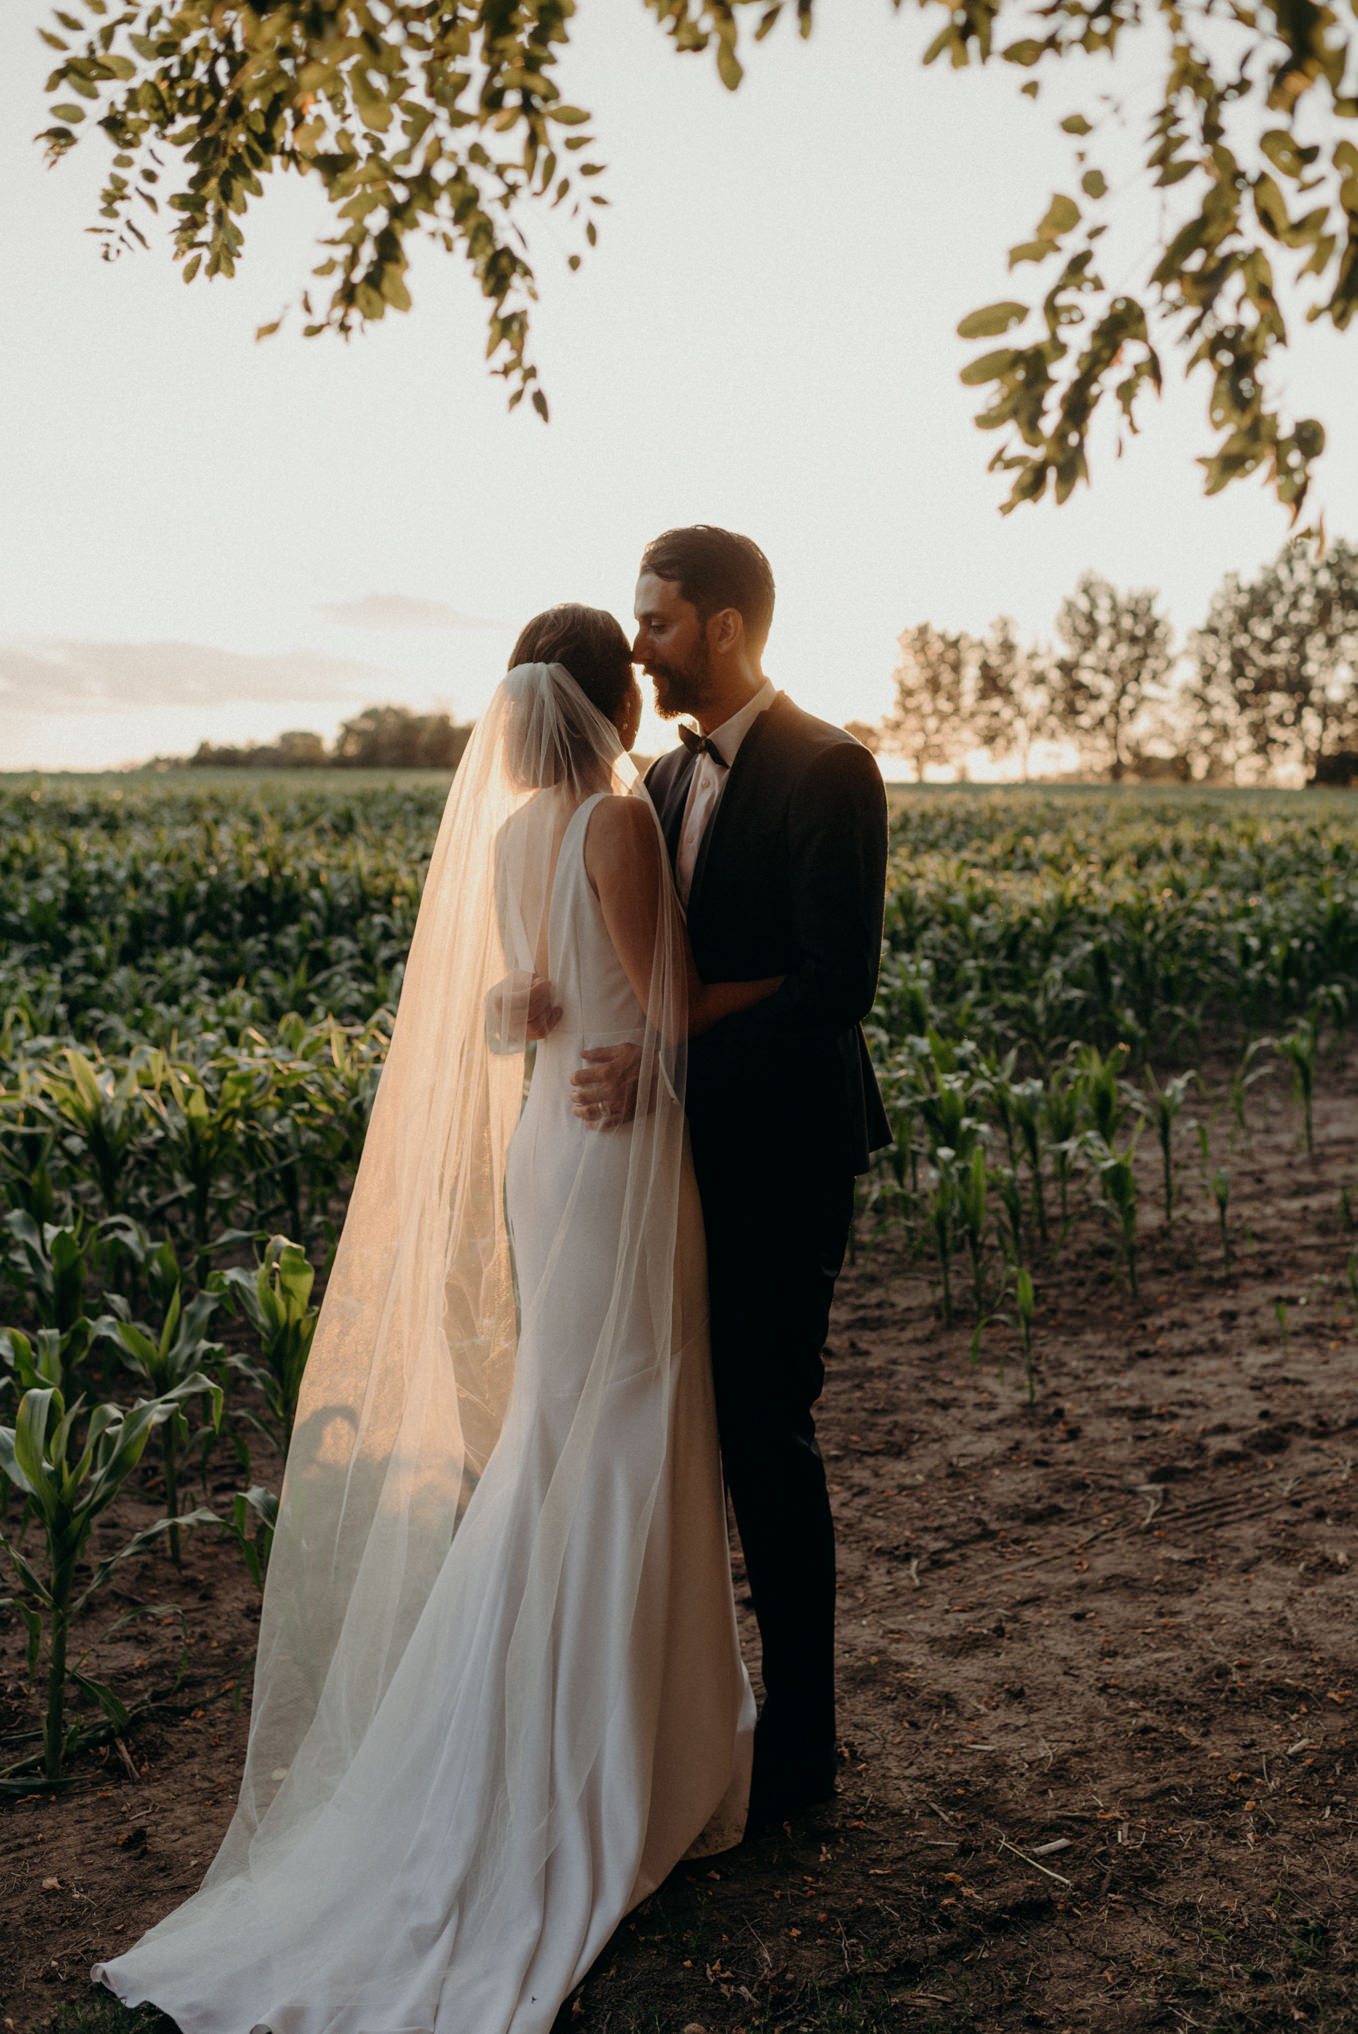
[690, 1132, 854, 1792]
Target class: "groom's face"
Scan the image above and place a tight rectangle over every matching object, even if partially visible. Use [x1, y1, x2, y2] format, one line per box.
[633, 572, 713, 721]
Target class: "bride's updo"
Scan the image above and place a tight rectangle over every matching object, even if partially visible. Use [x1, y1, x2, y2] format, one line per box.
[505, 605, 636, 788]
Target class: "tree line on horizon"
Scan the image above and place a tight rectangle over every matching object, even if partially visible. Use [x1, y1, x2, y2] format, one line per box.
[177, 538, 1356, 786]
[181, 705, 474, 774]
[848, 537, 1358, 786]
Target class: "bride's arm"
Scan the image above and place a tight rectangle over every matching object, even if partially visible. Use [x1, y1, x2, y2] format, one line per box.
[584, 797, 781, 1039]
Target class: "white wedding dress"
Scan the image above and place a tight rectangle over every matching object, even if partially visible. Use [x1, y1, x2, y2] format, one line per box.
[95, 788, 754, 2034]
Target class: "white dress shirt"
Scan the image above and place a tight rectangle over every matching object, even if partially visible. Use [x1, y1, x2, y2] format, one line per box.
[675, 678, 776, 908]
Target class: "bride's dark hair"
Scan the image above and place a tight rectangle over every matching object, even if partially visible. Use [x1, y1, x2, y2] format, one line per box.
[506, 605, 636, 789]
[509, 605, 634, 721]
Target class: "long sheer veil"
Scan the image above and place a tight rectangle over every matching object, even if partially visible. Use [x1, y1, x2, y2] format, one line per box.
[193, 660, 695, 1913]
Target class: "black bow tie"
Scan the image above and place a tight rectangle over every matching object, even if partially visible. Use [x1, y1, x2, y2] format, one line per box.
[677, 724, 729, 768]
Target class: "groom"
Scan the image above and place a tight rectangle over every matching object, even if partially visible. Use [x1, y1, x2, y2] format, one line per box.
[571, 526, 890, 1820]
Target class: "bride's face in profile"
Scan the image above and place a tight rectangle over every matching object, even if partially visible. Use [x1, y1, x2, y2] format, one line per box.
[614, 674, 643, 754]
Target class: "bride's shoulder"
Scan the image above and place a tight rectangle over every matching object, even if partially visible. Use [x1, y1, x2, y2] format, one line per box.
[582, 793, 662, 882]
[584, 791, 655, 846]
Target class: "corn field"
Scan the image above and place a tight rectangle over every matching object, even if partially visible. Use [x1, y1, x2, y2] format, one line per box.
[4, 774, 1358, 1789]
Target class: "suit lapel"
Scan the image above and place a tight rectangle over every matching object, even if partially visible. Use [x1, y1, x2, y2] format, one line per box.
[646, 749, 698, 872]
[687, 693, 785, 915]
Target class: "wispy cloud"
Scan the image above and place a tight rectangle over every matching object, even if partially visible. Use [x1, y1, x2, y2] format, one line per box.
[0, 640, 379, 715]
[317, 593, 505, 632]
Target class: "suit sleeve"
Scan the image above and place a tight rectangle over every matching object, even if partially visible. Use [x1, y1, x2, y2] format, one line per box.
[716, 741, 888, 1044]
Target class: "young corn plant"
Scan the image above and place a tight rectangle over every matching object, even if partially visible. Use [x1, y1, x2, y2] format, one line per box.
[1229, 1036, 1274, 1144]
[0, 1385, 216, 1781]
[1016, 1266, 1038, 1404]
[1212, 1166, 1233, 1275]
[214, 1235, 319, 1456]
[958, 1145, 990, 1324]
[226, 1482, 280, 1592]
[1041, 1068, 1082, 1247]
[154, 1062, 259, 1285]
[1, 1211, 96, 1386]
[36, 1048, 155, 1218]
[1090, 1136, 1140, 1298]
[1279, 1019, 1317, 1157]
[94, 1258, 224, 1565]
[928, 1151, 958, 1330]
[1143, 1067, 1197, 1228]
[1074, 1040, 1135, 1148]
[1010, 1077, 1049, 1248]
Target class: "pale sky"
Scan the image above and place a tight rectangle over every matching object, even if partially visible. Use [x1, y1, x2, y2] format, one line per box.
[2, 0, 1356, 770]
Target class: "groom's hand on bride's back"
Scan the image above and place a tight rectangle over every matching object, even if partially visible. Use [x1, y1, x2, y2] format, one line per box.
[485, 971, 562, 1051]
[571, 1042, 642, 1130]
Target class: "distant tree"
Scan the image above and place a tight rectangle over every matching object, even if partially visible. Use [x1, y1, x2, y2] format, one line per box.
[843, 719, 883, 756]
[188, 739, 250, 768]
[334, 704, 473, 770]
[1055, 574, 1173, 781]
[414, 711, 475, 771]
[276, 729, 328, 767]
[969, 617, 1055, 780]
[883, 626, 974, 782]
[1186, 540, 1358, 783]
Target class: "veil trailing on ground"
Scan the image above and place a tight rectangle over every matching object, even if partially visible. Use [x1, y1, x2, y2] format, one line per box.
[181, 659, 696, 1918]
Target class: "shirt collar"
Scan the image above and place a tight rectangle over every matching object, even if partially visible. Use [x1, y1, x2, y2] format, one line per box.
[702, 678, 776, 767]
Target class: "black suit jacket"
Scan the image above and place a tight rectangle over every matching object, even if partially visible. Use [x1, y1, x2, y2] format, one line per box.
[647, 693, 890, 1178]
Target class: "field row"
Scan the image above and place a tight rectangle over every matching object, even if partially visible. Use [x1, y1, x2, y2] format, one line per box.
[3, 780, 1358, 1785]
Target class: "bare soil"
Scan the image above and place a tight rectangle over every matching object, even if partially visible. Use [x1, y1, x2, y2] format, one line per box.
[3, 1054, 1357, 2034]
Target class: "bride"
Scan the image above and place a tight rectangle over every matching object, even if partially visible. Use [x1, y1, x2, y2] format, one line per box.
[94, 605, 781, 2034]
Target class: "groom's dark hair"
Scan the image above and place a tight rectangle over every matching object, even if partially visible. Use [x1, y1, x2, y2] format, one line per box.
[641, 526, 775, 654]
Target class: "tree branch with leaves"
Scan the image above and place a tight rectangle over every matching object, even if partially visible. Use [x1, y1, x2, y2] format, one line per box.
[35, 0, 1358, 506]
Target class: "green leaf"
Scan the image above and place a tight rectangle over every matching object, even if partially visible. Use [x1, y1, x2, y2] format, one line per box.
[50, 103, 86, 122]
[547, 106, 590, 126]
[1060, 114, 1093, 136]
[2, 1541, 54, 1609]
[1081, 169, 1107, 201]
[957, 300, 1029, 340]
[716, 41, 743, 90]
[70, 1671, 129, 1728]
[960, 347, 1020, 387]
[13, 1390, 57, 1500]
[1037, 193, 1080, 239]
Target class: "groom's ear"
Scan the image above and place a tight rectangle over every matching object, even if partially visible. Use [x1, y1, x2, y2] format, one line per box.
[706, 607, 743, 655]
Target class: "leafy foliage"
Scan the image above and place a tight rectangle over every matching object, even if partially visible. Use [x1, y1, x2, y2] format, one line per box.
[1186, 537, 1358, 780]
[950, 0, 1357, 517]
[34, 1, 1358, 511]
[883, 625, 976, 781]
[1055, 573, 1174, 783]
[0, 1382, 215, 1779]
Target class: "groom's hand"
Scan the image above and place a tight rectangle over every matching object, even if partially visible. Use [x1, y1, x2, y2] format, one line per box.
[571, 1042, 641, 1130]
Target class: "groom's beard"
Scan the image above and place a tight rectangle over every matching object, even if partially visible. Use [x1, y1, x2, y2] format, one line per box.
[647, 638, 713, 722]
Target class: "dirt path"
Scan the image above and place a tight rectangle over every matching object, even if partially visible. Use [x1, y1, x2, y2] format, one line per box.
[4, 1057, 1356, 2032]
